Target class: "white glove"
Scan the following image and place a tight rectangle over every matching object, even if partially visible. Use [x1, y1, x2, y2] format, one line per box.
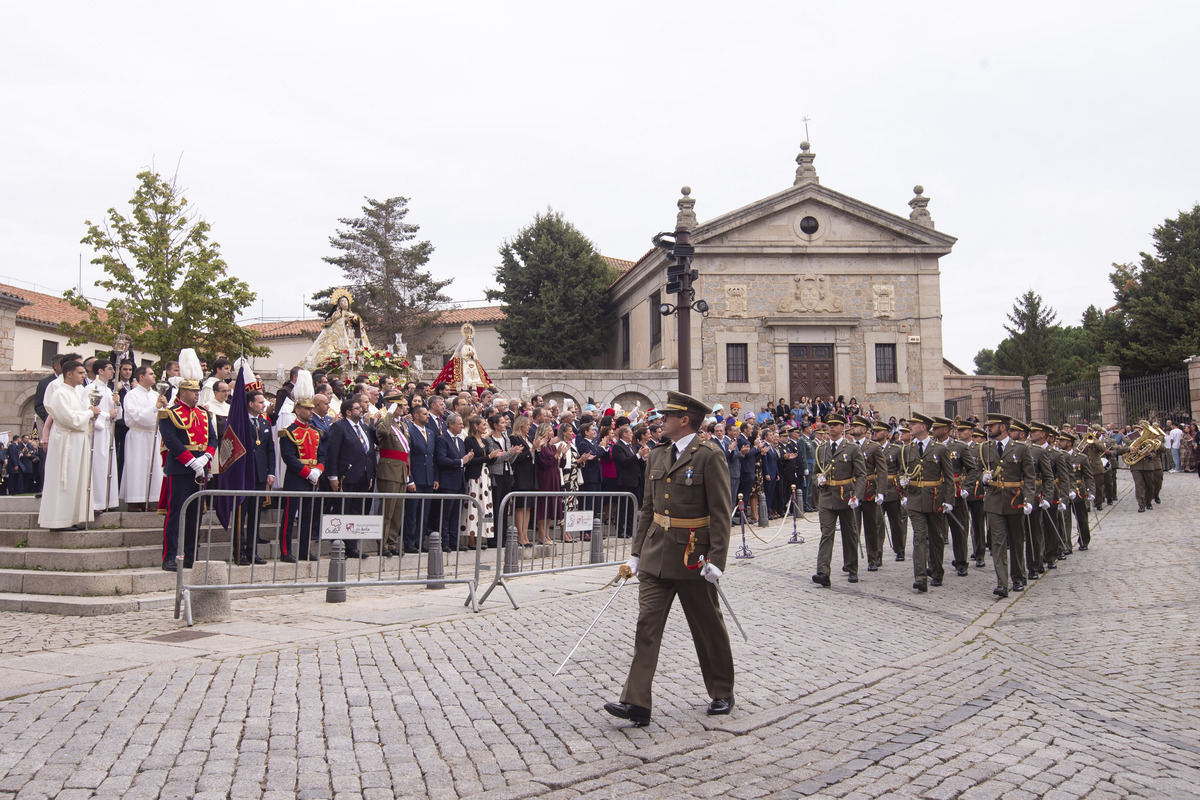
[188, 458, 206, 477]
[848, 497, 860, 509]
[874, 494, 884, 505]
[625, 556, 639, 575]
[960, 489, 970, 499]
[900, 496, 908, 508]
[816, 474, 826, 486]
[189, 453, 211, 470]
[981, 473, 991, 485]
[1068, 491, 1077, 500]
[1039, 498, 1051, 510]
[701, 561, 722, 584]
[1023, 503, 1033, 516]
[1087, 494, 1095, 503]
[804, 469, 810, 476]
[941, 502, 954, 514]
[899, 476, 909, 488]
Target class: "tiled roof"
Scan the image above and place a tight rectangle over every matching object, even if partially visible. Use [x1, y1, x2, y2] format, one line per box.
[243, 319, 324, 339]
[0, 283, 107, 329]
[437, 306, 506, 325]
[602, 255, 637, 275]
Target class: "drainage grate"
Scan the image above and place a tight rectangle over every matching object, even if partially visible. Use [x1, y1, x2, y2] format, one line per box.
[146, 630, 219, 643]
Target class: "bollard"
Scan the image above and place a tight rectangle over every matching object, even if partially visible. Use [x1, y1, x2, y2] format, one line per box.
[589, 508, 604, 564]
[426, 532, 446, 590]
[504, 524, 521, 574]
[326, 540, 347, 603]
[758, 494, 769, 528]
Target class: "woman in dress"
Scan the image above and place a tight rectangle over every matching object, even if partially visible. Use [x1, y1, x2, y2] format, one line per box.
[485, 411, 522, 544]
[532, 423, 562, 545]
[556, 425, 582, 512]
[510, 415, 537, 546]
[460, 415, 494, 550]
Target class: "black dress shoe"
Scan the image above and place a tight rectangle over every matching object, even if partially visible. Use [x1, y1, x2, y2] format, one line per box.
[707, 696, 734, 716]
[381, 549, 397, 557]
[1013, 581, 1026, 591]
[930, 577, 943, 587]
[867, 564, 878, 572]
[1029, 571, 1040, 580]
[162, 561, 177, 572]
[1079, 544, 1088, 551]
[926, 568, 933, 577]
[811, 572, 830, 587]
[913, 580, 927, 593]
[1154, 497, 1160, 504]
[257, 537, 271, 545]
[1063, 549, 1072, 556]
[993, 586, 1009, 598]
[957, 567, 968, 577]
[1138, 507, 1145, 512]
[603, 701, 650, 727]
[280, 554, 298, 564]
[847, 573, 858, 583]
[305, 554, 320, 561]
[1045, 561, 1057, 570]
[252, 555, 267, 565]
[1147, 504, 1154, 511]
[896, 553, 905, 561]
[403, 546, 419, 554]
[975, 558, 985, 568]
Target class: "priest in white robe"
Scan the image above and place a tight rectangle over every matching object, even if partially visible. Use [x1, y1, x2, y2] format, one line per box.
[90, 360, 121, 512]
[120, 365, 166, 509]
[38, 359, 100, 531]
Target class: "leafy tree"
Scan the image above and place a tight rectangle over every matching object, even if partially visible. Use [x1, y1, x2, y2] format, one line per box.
[486, 210, 618, 369]
[976, 292, 1097, 384]
[63, 170, 266, 363]
[1085, 204, 1200, 377]
[973, 347, 996, 375]
[311, 197, 450, 351]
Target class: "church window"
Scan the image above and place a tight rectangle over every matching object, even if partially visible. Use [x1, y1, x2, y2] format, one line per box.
[726, 343, 749, 383]
[40, 340, 58, 367]
[875, 343, 897, 383]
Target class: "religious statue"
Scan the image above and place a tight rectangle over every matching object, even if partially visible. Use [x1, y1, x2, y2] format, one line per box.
[301, 288, 372, 370]
[430, 322, 491, 393]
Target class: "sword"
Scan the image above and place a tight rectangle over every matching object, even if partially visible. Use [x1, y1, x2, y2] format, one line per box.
[554, 565, 633, 676]
[696, 555, 749, 643]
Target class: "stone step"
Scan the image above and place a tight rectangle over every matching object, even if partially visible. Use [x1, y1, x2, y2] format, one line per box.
[0, 545, 163, 571]
[0, 566, 178, 597]
[0, 497, 40, 512]
[0, 585, 321, 616]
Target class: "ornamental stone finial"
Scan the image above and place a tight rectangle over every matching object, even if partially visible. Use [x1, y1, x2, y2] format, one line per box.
[794, 141, 819, 185]
[908, 184, 934, 228]
[676, 185, 697, 232]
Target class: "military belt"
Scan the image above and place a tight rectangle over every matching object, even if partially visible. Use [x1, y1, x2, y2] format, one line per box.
[653, 513, 711, 529]
[909, 479, 943, 488]
[992, 480, 1022, 489]
[300, 459, 318, 466]
[826, 477, 854, 487]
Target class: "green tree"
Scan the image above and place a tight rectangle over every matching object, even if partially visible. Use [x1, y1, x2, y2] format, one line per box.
[486, 210, 618, 369]
[976, 292, 1097, 384]
[1087, 204, 1200, 376]
[63, 170, 266, 363]
[311, 197, 450, 351]
[973, 347, 996, 375]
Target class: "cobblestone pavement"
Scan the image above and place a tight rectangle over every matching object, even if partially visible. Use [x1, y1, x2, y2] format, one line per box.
[0, 470, 1196, 799]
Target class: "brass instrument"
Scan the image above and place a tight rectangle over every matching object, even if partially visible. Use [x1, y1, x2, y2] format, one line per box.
[1085, 433, 1097, 444]
[1122, 421, 1164, 465]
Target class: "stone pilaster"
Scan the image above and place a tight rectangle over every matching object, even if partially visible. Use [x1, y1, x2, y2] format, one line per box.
[1185, 356, 1200, 422]
[1098, 365, 1121, 427]
[0, 292, 31, 370]
[1028, 375, 1049, 422]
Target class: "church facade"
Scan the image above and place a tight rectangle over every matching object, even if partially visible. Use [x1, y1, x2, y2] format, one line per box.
[603, 144, 957, 416]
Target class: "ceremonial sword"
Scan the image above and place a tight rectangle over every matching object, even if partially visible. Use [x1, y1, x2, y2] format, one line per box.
[554, 565, 633, 676]
[696, 555, 749, 643]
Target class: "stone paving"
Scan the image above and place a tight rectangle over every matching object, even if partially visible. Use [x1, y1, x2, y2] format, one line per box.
[0, 470, 1196, 799]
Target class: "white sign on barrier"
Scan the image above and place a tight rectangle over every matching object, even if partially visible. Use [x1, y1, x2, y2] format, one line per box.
[564, 510, 594, 532]
[320, 514, 384, 540]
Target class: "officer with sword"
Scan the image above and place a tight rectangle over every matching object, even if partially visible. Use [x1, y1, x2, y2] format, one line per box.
[601, 390, 736, 729]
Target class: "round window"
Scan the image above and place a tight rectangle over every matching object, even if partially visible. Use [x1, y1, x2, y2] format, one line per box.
[799, 216, 819, 235]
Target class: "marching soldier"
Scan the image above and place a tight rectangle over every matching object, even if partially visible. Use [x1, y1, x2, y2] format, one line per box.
[278, 370, 326, 562]
[605, 390, 734, 728]
[965, 425, 989, 568]
[900, 412, 955, 592]
[849, 415, 887, 571]
[1027, 421, 1062, 576]
[1082, 426, 1109, 510]
[878, 421, 908, 562]
[159, 350, 217, 571]
[933, 416, 975, 577]
[979, 413, 1035, 598]
[1113, 424, 1158, 513]
[1056, 431, 1095, 550]
[811, 413, 866, 587]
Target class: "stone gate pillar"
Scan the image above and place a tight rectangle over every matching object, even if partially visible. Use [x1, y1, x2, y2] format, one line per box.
[1098, 365, 1121, 427]
[1185, 356, 1200, 422]
[1028, 375, 1048, 422]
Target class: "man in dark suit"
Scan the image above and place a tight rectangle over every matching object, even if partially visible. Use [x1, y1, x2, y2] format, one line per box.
[6, 438, 22, 495]
[435, 412, 472, 551]
[236, 389, 275, 566]
[325, 395, 376, 558]
[611, 426, 643, 537]
[427, 396, 448, 437]
[19, 436, 36, 494]
[403, 404, 437, 553]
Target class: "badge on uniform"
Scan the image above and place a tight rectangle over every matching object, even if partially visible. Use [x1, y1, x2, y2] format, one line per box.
[685, 466, 694, 486]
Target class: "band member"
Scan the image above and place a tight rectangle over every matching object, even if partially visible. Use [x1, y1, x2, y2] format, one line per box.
[159, 350, 217, 571]
[811, 413, 866, 586]
[979, 414, 1035, 598]
[1056, 431, 1095, 550]
[278, 370, 326, 562]
[900, 412, 955, 592]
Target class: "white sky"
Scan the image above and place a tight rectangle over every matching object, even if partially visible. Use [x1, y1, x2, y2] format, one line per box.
[2, 1, 1197, 373]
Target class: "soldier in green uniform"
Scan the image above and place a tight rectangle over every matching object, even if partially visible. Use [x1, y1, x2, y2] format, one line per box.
[604, 390, 734, 728]
[932, 416, 975, 577]
[849, 415, 888, 571]
[1056, 430, 1095, 550]
[374, 389, 411, 558]
[900, 412, 955, 591]
[811, 413, 866, 586]
[1082, 427, 1109, 510]
[964, 424, 989, 568]
[979, 413, 1035, 598]
[1027, 421, 1062, 576]
[1113, 423, 1160, 512]
[877, 421, 908, 562]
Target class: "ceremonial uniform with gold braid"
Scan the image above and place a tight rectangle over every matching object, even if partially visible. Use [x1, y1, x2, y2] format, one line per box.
[852, 420, 888, 571]
[279, 418, 326, 560]
[939, 423, 975, 574]
[979, 425, 1035, 591]
[814, 427, 867, 581]
[899, 428, 955, 585]
[882, 438, 909, 559]
[159, 400, 217, 569]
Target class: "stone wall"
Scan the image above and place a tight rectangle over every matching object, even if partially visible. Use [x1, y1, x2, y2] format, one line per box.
[0, 372, 45, 436]
[481, 369, 677, 411]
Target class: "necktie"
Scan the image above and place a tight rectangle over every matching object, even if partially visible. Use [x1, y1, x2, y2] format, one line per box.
[997, 441, 1004, 459]
[919, 440, 925, 456]
[831, 441, 838, 457]
[354, 423, 368, 452]
[669, 445, 678, 465]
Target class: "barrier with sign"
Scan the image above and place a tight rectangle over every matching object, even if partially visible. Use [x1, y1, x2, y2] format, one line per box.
[171, 488, 484, 625]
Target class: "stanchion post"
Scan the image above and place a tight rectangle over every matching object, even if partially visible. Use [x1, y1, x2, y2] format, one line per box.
[788, 484, 805, 544]
[735, 493, 754, 559]
[504, 524, 520, 574]
[426, 531, 446, 590]
[326, 540, 347, 603]
[758, 493, 768, 528]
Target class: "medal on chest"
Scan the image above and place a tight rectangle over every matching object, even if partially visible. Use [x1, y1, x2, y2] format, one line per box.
[685, 466, 694, 486]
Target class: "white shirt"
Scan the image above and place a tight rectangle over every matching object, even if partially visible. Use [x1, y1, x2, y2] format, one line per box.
[673, 432, 697, 458]
[1168, 428, 1183, 448]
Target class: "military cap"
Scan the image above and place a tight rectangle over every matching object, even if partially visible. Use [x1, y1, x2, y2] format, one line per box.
[899, 423, 912, 433]
[955, 421, 975, 432]
[382, 388, 405, 403]
[825, 412, 848, 425]
[910, 411, 936, 427]
[1030, 420, 1056, 435]
[1057, 429, 1078, 443]
[662, 390, 712, 421]
[1009, 419, 1031, 434]
[873, 421, 891, 433]
[850, 414, 873, 428]
[931, 415, 953, 429]
[971, 427, 987, 438]
[985, 412, 1013, 428]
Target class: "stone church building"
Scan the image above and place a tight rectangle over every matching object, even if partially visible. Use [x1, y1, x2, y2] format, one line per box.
[602, 143, 957, 415]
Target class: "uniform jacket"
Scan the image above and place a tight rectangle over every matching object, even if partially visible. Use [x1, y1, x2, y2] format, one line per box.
[1064, 450, 1095, 498]
[1050, 446, 1072, 500]
[883, 441, 905, 502]
[966, 441, 988, 500]
[943, 438, 977, 500]
[157, 402, 218, 478]
[250, 414, 276, 485]
[900, 437, 955, 512]
[978, 438, 1035, 515]
[634, 437, 732, 580]
[374, 412, 412, 485]
[1030, 442, 1059, 503]
[855, 437, 888, 501]
[815, 438, 867, 510]
[279, 420, 326, 492]
[325, 417, 377, 487]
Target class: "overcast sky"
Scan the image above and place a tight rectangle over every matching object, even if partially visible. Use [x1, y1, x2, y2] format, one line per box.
[2, 1, 1198, 373]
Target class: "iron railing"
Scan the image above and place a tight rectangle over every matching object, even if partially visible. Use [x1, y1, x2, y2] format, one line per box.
[1046, 379, 1102, 427]
[1118, 370, 1190, 426]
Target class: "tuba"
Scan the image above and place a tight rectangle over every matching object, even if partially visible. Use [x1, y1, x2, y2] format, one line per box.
[1123, 422, 1163, 465]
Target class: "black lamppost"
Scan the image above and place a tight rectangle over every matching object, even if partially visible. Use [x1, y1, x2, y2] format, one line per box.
[654, 187, 707, 394]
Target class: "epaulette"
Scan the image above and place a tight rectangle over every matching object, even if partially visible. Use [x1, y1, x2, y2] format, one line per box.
[158, 406, 188, 431]
[701, 439, 718, 451]
[279, 428, 298, 445]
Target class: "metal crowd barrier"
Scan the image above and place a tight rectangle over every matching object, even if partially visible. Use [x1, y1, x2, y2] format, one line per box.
[477, 490, 638, 609]
[172, 488, 485, 625]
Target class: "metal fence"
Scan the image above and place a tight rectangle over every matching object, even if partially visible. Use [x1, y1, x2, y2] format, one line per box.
[987, 387, 1029, 420]
[944, 394, 972, 419]
[173, 489, 484, 625]
[1046, 379, 1101, 426]
[478, 490, 638, 609]
[1118, 370, 1191, 425]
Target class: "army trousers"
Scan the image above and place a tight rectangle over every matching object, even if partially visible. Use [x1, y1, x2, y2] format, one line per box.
[1026, 506, 1048, 570]
[908, 509, 946, 582]
[857, 501, 884, 568]
[988, 512, 1027, 588]
[967, 499, 987, 560]
[882, 499, 907, 557]
[620, 573, 734, 711]
[817, 507, 860, 577]
[1090, 465, 1109, 507]
[376, 478, 406, 552]
[1132, 469, 1154, 509]
[1071, 499, 1092, 548]
[949, 497, 970, 569]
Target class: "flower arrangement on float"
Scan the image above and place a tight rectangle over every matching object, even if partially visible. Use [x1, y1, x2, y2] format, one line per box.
[315, 345, 411, 386]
